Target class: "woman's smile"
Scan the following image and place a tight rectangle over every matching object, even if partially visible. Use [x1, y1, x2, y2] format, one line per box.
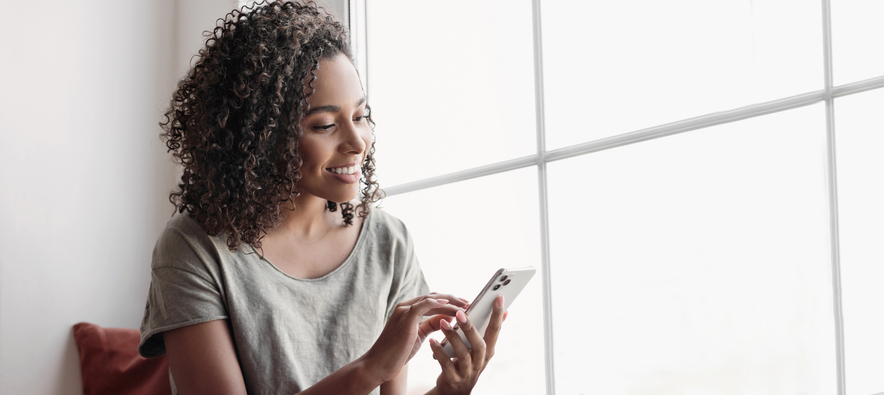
[296, 53, 373, 203]
[325, 164, 361, 183]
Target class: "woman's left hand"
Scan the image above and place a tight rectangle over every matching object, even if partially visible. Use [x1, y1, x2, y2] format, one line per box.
[427, 295, 507, 395]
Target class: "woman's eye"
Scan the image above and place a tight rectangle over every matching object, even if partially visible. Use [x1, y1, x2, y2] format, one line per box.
[314, 124, 335, 130]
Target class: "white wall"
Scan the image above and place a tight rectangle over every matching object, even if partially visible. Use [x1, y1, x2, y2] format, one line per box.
[0, 0, 233, 393]
[0, 0, 348, 392]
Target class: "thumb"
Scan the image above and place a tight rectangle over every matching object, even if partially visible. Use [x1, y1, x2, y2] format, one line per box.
[407, 298, 450, 323]
[418, 314, 453, 340]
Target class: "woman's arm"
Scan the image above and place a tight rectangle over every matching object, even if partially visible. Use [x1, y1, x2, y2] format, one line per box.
[380, 364, 408, 395]
[163, 320, 247, 395]
[164, 294, 467, 395]
[165, 320, 385, 395]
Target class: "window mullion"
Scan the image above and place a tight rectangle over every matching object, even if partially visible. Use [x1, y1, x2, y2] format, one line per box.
[821, 0, 846, 394]
[531, 0, 556, 394]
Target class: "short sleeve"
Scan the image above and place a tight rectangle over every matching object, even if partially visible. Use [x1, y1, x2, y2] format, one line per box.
[138, 225, 229, 358]
[384, 223, 431, 322]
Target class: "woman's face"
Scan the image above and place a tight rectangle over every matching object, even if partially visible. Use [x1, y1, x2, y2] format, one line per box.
[297, 53, 372, 204]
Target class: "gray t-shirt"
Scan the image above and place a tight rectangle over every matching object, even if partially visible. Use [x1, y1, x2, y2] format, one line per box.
[138, 208, 429, 395]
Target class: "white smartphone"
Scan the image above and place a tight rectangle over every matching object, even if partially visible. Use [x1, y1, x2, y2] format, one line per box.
[439, 267, 536, 359]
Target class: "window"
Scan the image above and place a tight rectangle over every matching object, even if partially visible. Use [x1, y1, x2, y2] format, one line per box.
[357, 0, 884, 394]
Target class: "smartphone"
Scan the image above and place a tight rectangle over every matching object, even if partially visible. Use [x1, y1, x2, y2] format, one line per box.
[438, 267, 536, 359]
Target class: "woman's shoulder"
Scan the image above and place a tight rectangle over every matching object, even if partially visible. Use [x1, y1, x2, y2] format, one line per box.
[163, 210, 207, 235]
[151, 210, 229, 270]
[359, 206, 421, 261]
[157, 211, 212, 246]
[364, 206, 410, 238]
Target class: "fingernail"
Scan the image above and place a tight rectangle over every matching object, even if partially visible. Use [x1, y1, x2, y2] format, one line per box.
[497, 295, 504, 308]
[440, 319, 452, 330]
[436, 298, 449, 304]
[429, 338, 437, 346]
[456, 310, 467, 324]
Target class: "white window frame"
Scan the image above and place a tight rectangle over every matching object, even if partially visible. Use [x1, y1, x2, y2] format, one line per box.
[349, 1, 884, 394]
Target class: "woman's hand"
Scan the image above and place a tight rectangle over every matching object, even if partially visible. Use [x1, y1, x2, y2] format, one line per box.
[362, 292, 469, 384]
[427, 295, 506, 395]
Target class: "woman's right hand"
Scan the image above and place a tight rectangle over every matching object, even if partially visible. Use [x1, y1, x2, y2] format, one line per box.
[362, 292, 469, 383]
[426, 295, 506, 395]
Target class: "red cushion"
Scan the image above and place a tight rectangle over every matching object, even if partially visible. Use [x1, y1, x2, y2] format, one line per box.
[72, 322, 172, 395]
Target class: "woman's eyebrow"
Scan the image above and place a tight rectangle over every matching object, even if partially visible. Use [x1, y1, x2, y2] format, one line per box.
[304, 96, 367, 117]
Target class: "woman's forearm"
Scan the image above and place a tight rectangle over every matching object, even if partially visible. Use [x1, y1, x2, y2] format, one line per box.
[297, 355, 384, 395]
[380, 363, 408, 395]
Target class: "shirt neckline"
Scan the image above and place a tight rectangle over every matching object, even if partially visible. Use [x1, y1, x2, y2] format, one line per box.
[251, 209, 372, 282]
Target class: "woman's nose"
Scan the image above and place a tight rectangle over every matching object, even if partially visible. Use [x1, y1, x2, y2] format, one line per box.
[338, 121, 367, 154]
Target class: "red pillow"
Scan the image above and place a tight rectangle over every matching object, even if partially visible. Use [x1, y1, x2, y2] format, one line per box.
[72, 322, 172, 395]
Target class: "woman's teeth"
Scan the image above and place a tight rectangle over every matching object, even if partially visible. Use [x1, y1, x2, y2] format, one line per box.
[328, 166, 358, 175]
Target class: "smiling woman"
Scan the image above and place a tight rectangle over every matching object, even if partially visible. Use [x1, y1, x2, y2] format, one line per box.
[160, 2, 380, 250]
[137, 2, 507, 395]
[296, 54, 373, 208]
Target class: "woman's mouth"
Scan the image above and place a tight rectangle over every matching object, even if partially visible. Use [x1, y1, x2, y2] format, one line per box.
[326, 165, 359, 175]
[326, 165, 360, 184]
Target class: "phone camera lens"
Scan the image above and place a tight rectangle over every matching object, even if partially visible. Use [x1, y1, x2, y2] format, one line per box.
[499, 275, 508, 282]
[493, 284, 501, 291]
[504, 279, 511, 286]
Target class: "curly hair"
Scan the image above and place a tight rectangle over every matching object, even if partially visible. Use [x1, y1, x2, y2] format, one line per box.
[161, 1, 382, 251]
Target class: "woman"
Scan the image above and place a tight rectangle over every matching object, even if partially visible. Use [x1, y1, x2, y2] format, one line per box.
[137, 2, 505, 394]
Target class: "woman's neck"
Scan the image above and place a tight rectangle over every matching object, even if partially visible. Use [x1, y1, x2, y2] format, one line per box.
[273, 195, 340, 242]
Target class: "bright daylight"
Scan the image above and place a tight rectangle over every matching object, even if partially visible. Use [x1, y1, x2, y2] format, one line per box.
[1, 0, 882, 394]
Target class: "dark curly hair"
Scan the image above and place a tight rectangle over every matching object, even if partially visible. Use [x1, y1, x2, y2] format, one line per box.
[161, 1, 382, 251]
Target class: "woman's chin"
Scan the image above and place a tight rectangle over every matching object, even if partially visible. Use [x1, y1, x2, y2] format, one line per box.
[325, 191, 361, 205]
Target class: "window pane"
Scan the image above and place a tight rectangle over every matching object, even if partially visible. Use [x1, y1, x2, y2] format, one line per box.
[835, 89, 884, 395]
[547, 105, 835, 394]
[832, 1, 884, 86]
[367, 1, 536, 187]
[541, 0, 823, 150]
[380, 168, 545, 395]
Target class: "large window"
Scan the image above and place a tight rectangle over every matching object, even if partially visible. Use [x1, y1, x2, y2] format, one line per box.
[356, 0, 884, 394]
